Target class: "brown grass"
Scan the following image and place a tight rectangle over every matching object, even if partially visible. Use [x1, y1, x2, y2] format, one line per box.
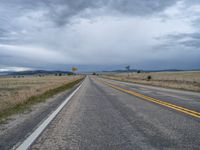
[0, 75, 83, 114]
[102, 71, 200, 92]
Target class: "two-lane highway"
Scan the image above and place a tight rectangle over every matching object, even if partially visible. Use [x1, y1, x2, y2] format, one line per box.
[28, 76, 200, 149]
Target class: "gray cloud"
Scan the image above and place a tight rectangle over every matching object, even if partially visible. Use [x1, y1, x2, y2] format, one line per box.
[0, 0, 200, 71]
[0, 0, 177, 46]
[1, 0, 177, 27]
[0, 0, 179, 42]
[159, 32, 200, 48]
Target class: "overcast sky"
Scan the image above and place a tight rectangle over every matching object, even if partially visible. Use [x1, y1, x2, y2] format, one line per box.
[0, 0, 200, 72]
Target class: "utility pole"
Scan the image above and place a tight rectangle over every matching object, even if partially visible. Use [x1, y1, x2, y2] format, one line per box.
[125, 65, 130, 77]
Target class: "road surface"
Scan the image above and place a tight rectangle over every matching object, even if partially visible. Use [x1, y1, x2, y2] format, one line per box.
[30, 76, 200, 149]
[1, 76, 200, 149]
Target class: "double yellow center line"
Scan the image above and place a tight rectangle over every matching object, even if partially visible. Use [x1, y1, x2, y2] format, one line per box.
[103, 80, 200, 119]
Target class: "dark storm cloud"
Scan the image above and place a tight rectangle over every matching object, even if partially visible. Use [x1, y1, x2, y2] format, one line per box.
[0, 0, 178, 46]
[44, 0, 177, 26]
[1, 0, 177, 26]
[0, 0, 176, 43]
[108, 0, 177, 15]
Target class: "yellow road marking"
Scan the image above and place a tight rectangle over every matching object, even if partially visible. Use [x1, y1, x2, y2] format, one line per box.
[102, 80, 200, 119]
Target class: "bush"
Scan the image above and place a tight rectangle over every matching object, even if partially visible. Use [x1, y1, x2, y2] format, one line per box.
[147, 75, 152, 81]
[67, 72, 73, 76]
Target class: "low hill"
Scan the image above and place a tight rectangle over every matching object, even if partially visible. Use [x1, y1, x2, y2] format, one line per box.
[1, 70, 74, 76]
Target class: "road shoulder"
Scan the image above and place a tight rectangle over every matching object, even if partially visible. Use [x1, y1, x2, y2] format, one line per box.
[0, 83, 80, 150]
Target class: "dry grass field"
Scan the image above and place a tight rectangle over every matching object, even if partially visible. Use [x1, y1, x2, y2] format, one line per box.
[0, 76, 82, 116]
[102, 71, 200, 92]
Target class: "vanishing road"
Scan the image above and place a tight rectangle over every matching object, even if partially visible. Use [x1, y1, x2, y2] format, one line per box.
[4, 76, 200, 149]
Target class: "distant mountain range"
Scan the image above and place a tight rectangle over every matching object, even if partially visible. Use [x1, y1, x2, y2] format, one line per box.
[0, 70, 74, 76]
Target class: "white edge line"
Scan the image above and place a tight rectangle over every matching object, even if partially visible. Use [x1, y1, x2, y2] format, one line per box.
[15, 81, 84, 150]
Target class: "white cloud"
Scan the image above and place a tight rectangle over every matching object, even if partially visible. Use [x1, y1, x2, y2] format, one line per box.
[0, 44, 67, 62]
[0, 66, 32, 72]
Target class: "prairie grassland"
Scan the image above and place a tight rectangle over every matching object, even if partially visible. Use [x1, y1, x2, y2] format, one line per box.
[0, 76, 82, 115]
[102, 71, 200, 92]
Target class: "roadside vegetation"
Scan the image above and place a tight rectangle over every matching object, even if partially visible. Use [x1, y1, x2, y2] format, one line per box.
[101, 71, 200, 92]
[0, 75, 84, 122]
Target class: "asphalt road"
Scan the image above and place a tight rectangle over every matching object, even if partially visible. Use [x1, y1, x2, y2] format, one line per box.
[29, 76, 200, 150]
